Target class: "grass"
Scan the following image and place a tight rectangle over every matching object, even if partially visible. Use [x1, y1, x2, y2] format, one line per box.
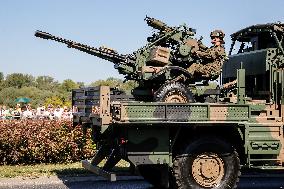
[0, 160, 130, 178]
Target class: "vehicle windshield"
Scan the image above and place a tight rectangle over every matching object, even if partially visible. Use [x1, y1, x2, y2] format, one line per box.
[229, 32, 278, 55]
[229, 41, 255, 55]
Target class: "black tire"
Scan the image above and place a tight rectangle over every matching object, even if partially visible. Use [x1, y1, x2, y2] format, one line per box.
[138, 164, 169, 188]
[173, 137, 240, 189]
[154, 82, 194, 103]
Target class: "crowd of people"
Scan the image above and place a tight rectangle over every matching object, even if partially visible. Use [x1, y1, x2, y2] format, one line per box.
[0, 104, 73, 120]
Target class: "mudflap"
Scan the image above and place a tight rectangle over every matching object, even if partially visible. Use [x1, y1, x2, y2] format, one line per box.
[82, 160, 117, 181]
[82, 143, 123, 181]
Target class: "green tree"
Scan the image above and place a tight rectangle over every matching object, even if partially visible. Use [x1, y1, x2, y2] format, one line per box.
[0, 87, 20, 106]
[18, 86, 55, 108]
[60, 79, 79, 92]
[3, 73, 34, 88]
[35, 76, 59, 91]
[0, 72, 137, 108]
[120, 80, 137, 92]
[0, 72, 4, 91]
[44, 96, 64, 107]
[0, 72, 4, 82]
[90, 77, 136, 93]
[77, 81, 85, 88]
[90, 77, 123, 88]
[0, 86, 57, 108]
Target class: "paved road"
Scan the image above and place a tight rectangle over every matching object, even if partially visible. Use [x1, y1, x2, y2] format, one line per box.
[1, 173, 284, 189]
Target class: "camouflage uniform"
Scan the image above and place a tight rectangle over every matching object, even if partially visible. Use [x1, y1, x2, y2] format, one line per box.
[187, 30, 226, 79]
[188, 46, 226, 78]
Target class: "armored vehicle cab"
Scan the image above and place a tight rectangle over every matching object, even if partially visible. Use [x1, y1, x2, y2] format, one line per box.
[223, 22, 284, 103]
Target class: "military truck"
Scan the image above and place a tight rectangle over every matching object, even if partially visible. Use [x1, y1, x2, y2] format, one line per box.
[37, 21, 284, 189]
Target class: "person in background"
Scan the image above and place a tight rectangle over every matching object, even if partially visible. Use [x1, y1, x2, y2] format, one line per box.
[22, 105, 33, 119]
[36, 104, 45, 119]
[13, 104, 22, 119]
[3, 107, 13, 120]
[47, 105, 54, 120]
[62, 106, 72, 120]
[53, 105, 63, 120]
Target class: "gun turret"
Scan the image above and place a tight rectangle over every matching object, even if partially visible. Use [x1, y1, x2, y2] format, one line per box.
[35, 17, 207, 102]
[145, 16, 173, 32]
[35, 30, 135, 77]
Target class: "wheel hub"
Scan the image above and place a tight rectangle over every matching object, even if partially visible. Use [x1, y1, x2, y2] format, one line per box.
[192, 153, 224, 188]
[164, 90, 188, 103]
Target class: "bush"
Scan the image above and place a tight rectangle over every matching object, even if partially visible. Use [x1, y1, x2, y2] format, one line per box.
[0, 120, 95, 165]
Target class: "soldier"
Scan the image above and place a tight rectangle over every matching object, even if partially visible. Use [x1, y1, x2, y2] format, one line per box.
[187, 30, 227, 79]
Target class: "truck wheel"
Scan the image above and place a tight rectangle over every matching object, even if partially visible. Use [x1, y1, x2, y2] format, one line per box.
[138, 164, 169, 188]
[173, 137, 240, 189]
[154, 82, 194, 103]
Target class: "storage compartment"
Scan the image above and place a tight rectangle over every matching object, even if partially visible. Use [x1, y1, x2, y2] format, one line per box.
[147, 46, 170, 66]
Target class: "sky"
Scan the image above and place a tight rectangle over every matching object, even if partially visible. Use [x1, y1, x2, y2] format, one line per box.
[0, 0, 283, 84]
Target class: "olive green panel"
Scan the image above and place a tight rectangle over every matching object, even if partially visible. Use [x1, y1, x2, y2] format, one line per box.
[127, 127, 170, 165]
[226, 106, 250, 120]
[223, 48, 277, 78]
[245, 123, 283, 166]
[123, 104, 166, 121]
[246, 124, 282, 154]
[237, 68, 246, 104]
[250, 104, 266, 112]
[121, 102, 250, 122]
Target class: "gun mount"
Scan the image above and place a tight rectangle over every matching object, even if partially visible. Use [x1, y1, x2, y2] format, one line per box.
[36, 16, 212, 102]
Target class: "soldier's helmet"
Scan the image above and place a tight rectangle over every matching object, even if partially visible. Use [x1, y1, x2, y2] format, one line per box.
[210, 30, 225, 40]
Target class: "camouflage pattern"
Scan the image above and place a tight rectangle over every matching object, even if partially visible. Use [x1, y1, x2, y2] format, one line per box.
[73, 81, 284, 169]
[210, 29, 225, 40]
[35, 17, 225, 102]
[222, 22, 284, 167]
[72, 67, 284, 188]
[187, 45, 226, 78]
[187, 29, 226, 79]
[42, 21, 284, 188]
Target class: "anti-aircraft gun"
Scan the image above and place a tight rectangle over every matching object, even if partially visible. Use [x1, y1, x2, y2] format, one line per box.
[35, 16, 209, 103]
[36, 21, 284, 189]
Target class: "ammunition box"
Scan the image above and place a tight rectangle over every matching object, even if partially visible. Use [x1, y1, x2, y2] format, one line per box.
[147, 46, 170, 66]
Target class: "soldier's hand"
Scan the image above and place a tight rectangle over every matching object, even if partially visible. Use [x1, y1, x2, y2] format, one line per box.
[191, 48, 197, 54]
[195, 51, 203, 57]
